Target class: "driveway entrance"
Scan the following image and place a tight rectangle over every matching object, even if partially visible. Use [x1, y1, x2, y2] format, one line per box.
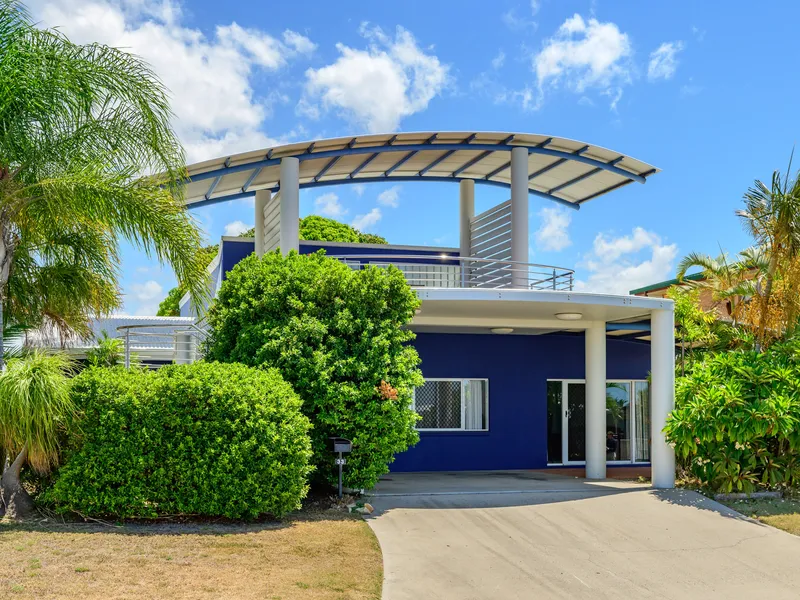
[365, 471, 800, 599]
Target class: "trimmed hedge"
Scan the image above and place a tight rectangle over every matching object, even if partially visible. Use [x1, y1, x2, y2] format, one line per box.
[48, 363, 312, 519]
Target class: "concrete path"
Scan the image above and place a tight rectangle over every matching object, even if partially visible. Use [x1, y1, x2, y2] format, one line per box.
[365, 471, 800, 599]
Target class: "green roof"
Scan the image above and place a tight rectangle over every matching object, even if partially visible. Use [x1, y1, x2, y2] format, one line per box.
[629, 272, 704, 295]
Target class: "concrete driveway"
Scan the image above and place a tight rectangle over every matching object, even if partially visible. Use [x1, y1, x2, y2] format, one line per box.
[365, 471, 800, 599]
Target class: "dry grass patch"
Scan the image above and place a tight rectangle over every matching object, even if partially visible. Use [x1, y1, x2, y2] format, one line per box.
[0, 514, 382, 599]
[722, 497, 800, 536]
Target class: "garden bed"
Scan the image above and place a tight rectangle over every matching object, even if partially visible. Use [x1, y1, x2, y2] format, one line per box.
[0, 513, 382, 599]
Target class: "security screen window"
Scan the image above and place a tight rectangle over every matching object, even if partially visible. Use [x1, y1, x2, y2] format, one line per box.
[414, 379, 488, 431]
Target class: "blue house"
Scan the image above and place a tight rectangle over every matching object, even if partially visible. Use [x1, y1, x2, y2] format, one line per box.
[179, 131, 676, 488]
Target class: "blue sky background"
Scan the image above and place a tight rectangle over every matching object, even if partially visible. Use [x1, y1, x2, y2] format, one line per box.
[27, 0, 800, 314]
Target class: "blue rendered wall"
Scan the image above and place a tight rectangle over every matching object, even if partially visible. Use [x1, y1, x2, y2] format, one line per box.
[391, 333, 651, 472]
[219, 239, 458, 278]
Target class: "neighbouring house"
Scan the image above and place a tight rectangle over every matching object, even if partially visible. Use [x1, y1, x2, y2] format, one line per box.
[90, 132, 678, 487]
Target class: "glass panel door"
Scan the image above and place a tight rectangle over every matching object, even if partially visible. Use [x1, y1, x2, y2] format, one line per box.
[546, 381, 563, 464]
[605, 383, 631, 462]
[634, 382, 651, 462]
[566, 383, 586, 462]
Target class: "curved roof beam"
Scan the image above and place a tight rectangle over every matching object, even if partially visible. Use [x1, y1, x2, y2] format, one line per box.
[181, 132, 659, 209]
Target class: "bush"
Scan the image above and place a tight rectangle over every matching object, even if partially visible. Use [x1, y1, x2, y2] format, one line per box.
[204, 251, 422, 490]
[664, 340, 800, 492]
[48, 362, 312, 519]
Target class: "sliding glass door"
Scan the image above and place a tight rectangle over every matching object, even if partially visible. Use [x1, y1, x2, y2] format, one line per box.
[546, 380, 650, 465]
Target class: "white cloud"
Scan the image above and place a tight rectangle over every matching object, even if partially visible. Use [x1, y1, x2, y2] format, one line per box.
[282, 29, 316, 55]
[27, 0, 313, 163]
[502, 0, 539, 31]
[647, 41, 684, 81]
[352, 183, 366, 197]
[130, 280, 163, 301]
[491, 50, 506, 70]
[377, 185, 401, 208]
[531, 14, 632, 110]
[534, 207, 572, 251]
[352, 208, 382, 231]
[575, 227, 678, 294]
[223, 220, 251, 236]
[301, 24, 449, 132]
[314, 192, 347, 218]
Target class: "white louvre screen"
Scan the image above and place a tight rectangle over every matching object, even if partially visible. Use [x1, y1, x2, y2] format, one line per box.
[263, 193, 281, 254]
[469, 200, 513, 288]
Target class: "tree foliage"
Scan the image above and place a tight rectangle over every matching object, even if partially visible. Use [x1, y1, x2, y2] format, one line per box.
[0, 0, 208, 339]
[737, 160, 800, 342]
[204, 251, 422, 489]
[48, 363, 312, 519]
[665, 340, 800, 492]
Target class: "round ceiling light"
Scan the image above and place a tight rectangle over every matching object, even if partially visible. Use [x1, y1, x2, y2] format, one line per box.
[555, 312, 583, 321]
[490, 327, 514, 334]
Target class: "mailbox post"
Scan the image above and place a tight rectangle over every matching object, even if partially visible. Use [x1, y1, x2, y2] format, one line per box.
[330, 437, 352, 498]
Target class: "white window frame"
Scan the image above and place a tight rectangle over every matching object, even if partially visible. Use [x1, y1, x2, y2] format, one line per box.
[546, 378, 650, 466]
[413, 378, 489, 432]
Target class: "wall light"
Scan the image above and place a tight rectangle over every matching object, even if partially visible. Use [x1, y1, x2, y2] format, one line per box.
[555, 312, 583, 321]
[490, 327, 514, 334]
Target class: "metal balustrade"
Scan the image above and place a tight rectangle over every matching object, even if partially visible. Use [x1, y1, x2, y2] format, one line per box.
[116, 322, 208, 368]
[335, 255, 574, 291]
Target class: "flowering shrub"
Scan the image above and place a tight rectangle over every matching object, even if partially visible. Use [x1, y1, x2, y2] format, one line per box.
[664, 340, 800, 492]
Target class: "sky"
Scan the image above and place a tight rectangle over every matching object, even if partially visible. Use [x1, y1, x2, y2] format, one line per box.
[25, 0, 800, 314]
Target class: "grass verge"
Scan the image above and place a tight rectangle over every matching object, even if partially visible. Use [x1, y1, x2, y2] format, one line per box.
[0, 513, 382, 599]
[719, 496, 800, 536]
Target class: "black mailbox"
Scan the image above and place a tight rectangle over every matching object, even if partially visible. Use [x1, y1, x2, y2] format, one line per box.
[331, 437, 352, 453]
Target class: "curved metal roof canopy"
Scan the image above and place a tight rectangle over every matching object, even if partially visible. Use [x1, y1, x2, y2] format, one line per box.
[183, 131, 659, 210]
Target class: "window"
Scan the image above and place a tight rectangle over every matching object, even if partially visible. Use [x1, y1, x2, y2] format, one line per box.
[414, 379, 488, 431]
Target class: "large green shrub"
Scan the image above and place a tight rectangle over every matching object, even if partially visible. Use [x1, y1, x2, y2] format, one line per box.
[664, 341, 800, 492]
[205, 251, 422, 490]
[48, 363, 312, 518]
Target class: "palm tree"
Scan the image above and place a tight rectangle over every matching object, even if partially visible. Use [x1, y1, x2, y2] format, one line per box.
[675, 249, 764, 326]
[0, 1, 208, 363]
[0, 351, 74, 518]
[736, 157, 800, 340]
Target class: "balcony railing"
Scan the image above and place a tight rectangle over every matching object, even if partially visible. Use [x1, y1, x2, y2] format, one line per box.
[116, 322, 208, 368]
[335, 255, 574, 291]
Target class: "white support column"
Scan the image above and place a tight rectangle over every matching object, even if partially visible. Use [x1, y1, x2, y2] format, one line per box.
[459, 180, 474, 287]
[279, 157, 300, 255]
[510, 146, 529, 288]
[254, 190, 270, 257]
[459, 179, 474, 257]
[651, 308, 676, 489]
[585, 321, 607, 480]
